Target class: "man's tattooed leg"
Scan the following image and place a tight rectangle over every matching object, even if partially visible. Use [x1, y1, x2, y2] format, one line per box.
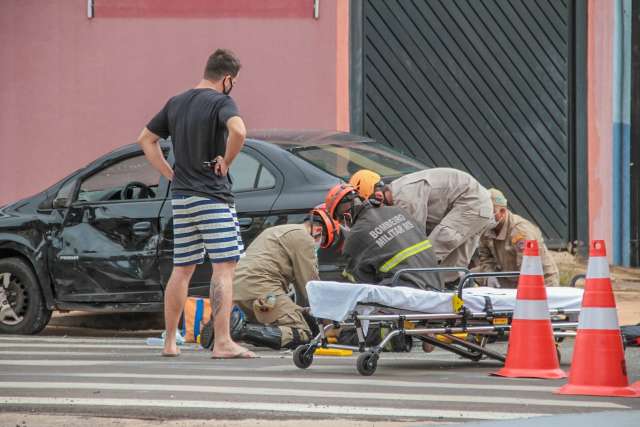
[211, 277, 224, 319]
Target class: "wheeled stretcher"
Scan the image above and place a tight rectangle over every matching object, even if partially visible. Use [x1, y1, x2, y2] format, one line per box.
[293, 268, 584, 376]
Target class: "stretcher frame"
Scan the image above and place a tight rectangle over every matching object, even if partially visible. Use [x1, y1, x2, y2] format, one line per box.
[293, 267, 581, 376]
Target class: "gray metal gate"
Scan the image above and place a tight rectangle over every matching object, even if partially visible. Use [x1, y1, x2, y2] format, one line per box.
[352, 0, 576, 246]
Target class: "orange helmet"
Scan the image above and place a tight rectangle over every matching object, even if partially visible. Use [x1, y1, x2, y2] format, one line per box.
[324, 183, 358, 220]
[309, 204, 339, 249]
[349, 169, 383, 201]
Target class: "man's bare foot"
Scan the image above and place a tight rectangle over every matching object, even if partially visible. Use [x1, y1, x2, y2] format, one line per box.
[162, 341, 180, 357]
[211, 341, 257, 359]
[211, 350, 258, 359]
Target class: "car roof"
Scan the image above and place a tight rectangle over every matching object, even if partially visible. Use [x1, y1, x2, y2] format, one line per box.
[247, 129, 375, 150]
[111, 130, 374, 159]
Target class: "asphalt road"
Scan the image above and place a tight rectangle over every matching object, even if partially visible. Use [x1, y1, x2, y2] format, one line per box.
[1, 332, 639, 425]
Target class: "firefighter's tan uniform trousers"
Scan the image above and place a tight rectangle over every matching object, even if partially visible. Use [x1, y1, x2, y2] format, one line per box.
[233, 224, 319, 346]
[389, 168, 493, 282]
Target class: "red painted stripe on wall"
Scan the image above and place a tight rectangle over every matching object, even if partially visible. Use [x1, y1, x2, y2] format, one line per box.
[336, 0, 349, 131]
[587, 0, 614, 258]
[95, 0, 313, 19]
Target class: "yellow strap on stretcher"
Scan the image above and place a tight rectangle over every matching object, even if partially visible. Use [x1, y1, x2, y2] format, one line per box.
[314, 348, 353, 356]
[436, 333, 468, 344]
[452, 294, 464, 312]
[379, 239, 432, 273]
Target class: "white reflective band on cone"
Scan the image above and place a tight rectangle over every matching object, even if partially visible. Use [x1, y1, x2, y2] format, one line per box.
[519, 256, 544, 276]
[578, 307, 620, 330]
[513, 300, 550, 320]
[586, 256, 610, 279]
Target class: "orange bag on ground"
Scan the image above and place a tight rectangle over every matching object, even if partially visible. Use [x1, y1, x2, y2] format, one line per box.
[181, 297, 211, 343]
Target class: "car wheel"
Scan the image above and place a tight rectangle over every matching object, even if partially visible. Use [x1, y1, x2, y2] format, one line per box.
[0, 257, 52, 334]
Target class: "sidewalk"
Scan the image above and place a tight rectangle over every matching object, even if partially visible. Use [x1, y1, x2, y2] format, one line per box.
[1, 415, 424, 427]
[552, 251, 640, 325]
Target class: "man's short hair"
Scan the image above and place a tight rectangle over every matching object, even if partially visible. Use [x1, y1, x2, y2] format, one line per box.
[204, 49, 241, 81]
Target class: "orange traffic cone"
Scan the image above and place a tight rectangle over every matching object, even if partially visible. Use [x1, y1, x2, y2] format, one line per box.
[493, 240, 566, 379]
[556, 240, 640, 397]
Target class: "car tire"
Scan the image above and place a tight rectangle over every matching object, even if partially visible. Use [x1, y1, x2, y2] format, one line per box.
[0, 257, 52, 334]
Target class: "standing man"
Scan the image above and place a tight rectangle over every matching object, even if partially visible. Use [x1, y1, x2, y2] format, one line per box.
[137, 49, 255, 359]
[473, 189, 559, 288]
[350, 168, 493, 284]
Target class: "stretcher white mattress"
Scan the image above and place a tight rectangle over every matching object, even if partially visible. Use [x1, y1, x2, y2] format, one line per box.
[306, 281, 583, 322]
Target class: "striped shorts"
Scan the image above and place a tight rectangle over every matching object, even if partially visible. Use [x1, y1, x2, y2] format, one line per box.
[171, 195, 244, 266]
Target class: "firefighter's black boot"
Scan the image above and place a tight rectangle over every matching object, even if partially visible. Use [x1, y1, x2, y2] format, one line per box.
[233, 322, 283, 350]
[201, 308, 244, 350]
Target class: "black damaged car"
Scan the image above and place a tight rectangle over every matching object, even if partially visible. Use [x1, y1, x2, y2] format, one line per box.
[0, 130, 425, 334]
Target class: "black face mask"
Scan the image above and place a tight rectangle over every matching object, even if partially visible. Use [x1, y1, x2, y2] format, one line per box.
[222, 76, 234, 95]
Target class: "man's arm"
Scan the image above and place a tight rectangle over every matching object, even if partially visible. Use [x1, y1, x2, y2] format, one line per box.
[214, 116, 246, 176]
[284, 232, 319, 307]
[475, 239, 497, 273]
[343, 233, 377, 284]
[224, 116, 246, 166]
[470, 238, 497, 286]
[137, 127, 174, 181]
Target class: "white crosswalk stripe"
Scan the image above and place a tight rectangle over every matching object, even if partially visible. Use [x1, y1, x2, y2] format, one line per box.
[0, 334, 635, 422]
[15, 372, 562, 392]
[0, 396, 546, 421]
[0, 381, 627, 408]
[0, 336, 158, 344]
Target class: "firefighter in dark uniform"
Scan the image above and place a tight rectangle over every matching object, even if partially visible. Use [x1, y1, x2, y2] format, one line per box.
[317, 184, 443, 291]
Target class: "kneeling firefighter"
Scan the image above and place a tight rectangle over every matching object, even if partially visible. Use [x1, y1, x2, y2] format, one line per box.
[202, 219, 321, 350]
[314, 183, 443, 290]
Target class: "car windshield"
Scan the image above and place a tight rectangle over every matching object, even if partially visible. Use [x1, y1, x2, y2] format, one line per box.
[291, 142, 425, 180]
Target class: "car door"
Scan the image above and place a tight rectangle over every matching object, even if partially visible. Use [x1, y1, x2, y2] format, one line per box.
[231, 147, 283, 242]
[50, 153, 170, 303]
[158, 146, 283, 296]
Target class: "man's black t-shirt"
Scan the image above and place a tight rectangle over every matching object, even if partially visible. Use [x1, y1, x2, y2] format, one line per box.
[147, 88, 239, 203]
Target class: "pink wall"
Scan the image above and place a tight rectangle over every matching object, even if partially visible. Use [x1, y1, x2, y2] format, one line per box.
[587, 0, 614, 259]
[0, 0, 349, 205]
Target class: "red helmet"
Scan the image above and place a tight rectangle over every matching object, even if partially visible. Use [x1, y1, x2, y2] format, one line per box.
[324, 183, 358, 220]
[309, 204, 339, 249]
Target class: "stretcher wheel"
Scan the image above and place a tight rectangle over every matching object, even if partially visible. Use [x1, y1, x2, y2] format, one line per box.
[399, 335, 413, 352]
[357, 351, 379, 376]
[467, 351, 483, 362]
[293, 345, 314, 369]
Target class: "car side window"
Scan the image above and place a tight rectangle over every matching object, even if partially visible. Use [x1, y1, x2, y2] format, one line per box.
[230, 151, 276, 192]
[54, 179, 77, 207]
[77, 155, 161, 202]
